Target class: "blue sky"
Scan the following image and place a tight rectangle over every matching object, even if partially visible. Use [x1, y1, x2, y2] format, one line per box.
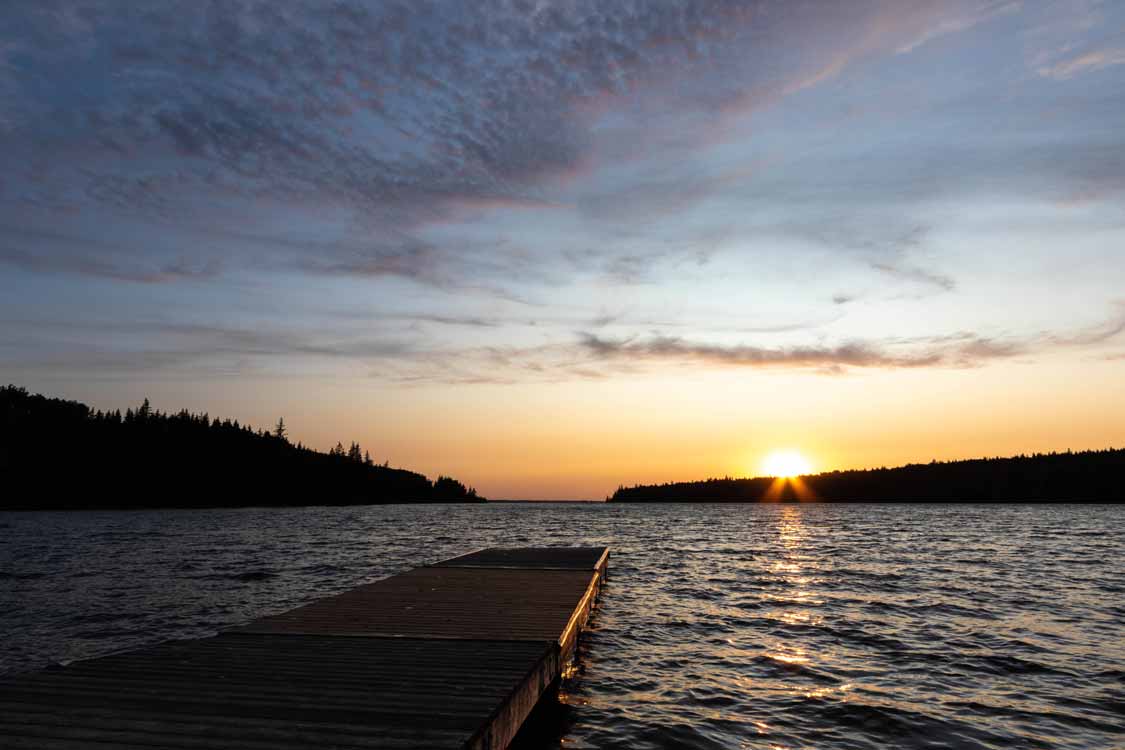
[2, 1, 1124, 496]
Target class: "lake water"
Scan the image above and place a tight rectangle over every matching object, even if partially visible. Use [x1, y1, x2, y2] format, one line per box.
[2, 503, 1123, 749]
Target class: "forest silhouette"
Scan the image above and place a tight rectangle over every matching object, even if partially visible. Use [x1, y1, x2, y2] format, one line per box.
[1, 385, 482, 509]
[609, 449, 1125, 502]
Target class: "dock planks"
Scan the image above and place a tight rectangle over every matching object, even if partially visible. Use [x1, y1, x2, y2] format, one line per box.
[0, 546, 609, 750]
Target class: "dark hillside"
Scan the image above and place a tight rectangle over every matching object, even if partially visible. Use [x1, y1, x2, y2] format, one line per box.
[1, 385, 483, 509]
[609, 449, 1125, 502]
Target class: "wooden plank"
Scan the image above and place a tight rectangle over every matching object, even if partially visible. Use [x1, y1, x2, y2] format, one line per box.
[231, 567, 595, 644]
[434, 546, 609, 571]
[465, 642, 560, 750]
[0, 546, 609, 750]
[559, 560, 606, 661]
[0, 636, 552, 746]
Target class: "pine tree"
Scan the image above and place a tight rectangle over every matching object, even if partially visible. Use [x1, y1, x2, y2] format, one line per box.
[275, 417, 287, 442]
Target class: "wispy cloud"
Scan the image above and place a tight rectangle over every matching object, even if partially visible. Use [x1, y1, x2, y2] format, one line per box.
[576, 331, 1030, 372]
[571, 304, 1125, 376]
[1038, 47, 1125, 79]
[579, 332, 943, 370]
[7, 301, 1124, 384]
[870, 261, 956, 292]
[0, 246, 220, 284]
[294, 240, 451, 287]
[0, 1, 1022, 229]
[2, 0, 1124, 393]
[1, 0, 1108, 300]
[868, 226, 956, 292]
[1048, 302, 1125, 347]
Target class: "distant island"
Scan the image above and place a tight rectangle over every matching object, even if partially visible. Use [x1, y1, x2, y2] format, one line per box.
[609, 449, 1125, 502]
[1, 385, 483, 509]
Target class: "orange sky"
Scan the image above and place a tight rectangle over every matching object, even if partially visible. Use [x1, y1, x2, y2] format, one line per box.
[55, 350, 1125, 500]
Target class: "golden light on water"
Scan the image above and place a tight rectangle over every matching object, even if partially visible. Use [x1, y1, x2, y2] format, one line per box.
[760, 450, 813, 478]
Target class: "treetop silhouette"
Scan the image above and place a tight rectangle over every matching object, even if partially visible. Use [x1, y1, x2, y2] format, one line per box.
[1, 385, 483, 509]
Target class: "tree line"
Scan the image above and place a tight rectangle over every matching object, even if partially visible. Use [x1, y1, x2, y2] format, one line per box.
[608, 449, 1125, 502]
[1, 385, 483, 509]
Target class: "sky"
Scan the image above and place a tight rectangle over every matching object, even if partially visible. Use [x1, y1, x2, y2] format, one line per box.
[2, 0, 1124, 499]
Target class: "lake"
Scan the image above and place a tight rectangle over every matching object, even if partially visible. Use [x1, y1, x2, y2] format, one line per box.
[2, 503, 1123, 749]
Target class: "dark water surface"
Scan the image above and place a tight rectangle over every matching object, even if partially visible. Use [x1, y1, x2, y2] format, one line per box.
[2, 503, 1123, 749]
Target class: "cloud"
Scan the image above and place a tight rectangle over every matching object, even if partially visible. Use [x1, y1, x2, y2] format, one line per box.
[0, 317, 413, 367]
[402, 314, 501, 329]
[8, 302, 1124, 384]
[1049, 302, 1125, 347]
[4, 0, 1089, 304]
[870, 261, 956, 292]
[3, 1, 763, 218]
[573, 328, 1082, 373]
[0, 1, 1017, 225]
[578, 332, 944, 370]
[895, 1, 1021, 54]
[1, 330, 423, 385]
[0, 221, 226, 282]
[792, 222, 956, 294]
[571, 304, 1125, 376]
[3, 0, 1123, 396]
[294, 239, 451, 287]
[0, 247, 220, 284]
[1038, 48, 1125, 80]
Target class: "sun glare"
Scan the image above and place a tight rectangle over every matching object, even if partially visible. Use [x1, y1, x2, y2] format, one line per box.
[761, 450, 813, 478]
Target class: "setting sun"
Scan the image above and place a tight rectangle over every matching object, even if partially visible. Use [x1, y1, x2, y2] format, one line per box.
[761, 450, 813, 478]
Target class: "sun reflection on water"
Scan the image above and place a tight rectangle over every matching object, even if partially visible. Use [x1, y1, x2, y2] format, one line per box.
[768, 647, 810, 664]
[760, 507, 827, 677]
[774, 610, 824, 626]
[802, 683, 856, 704]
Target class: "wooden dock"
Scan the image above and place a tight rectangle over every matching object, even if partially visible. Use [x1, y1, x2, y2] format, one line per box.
[0, 546, 609, 750]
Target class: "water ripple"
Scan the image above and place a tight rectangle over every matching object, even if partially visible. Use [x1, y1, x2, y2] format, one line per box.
[2, 503, 1123, 749]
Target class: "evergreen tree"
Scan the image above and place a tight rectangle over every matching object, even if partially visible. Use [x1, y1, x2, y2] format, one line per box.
[1, 384, 487, 508]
